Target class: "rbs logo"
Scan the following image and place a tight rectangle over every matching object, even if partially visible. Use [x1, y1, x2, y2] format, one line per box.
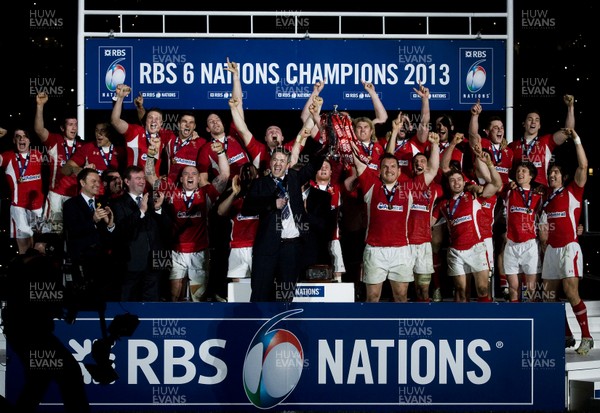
[104, 49, 127, 57]
[465, 50, 487, 58]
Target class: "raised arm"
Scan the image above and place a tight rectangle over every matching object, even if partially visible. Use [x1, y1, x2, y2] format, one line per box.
[423, 132, 440, 185]
[350, 140, 368, 177]
[212, 141, 230, 193]
[301, 80, 326, 136]
[570, 129, 588, 187]
[564, 94, 575, 129]
[363, 80, 388, 125]
[134, 92, 146, 124]
[343, 165, 359, 193]
[290, 124, 312, 168]
[552, 95, 576, 146]
[413, 83, 430, 144]
[385, 112, 404, 154]
[468, 99, 482, 148]
[111, 84, 132, 135]
[34, 92, 50, 143]
[479, 151, 502, 198]
[226, 57, 244, 120]
[470, 140, 492, 183]
[144, 148, 160, 187]
[228, 97, 252, 147]
[290, 97, 322, 168]
[440, 133, 463, 174]
[217, 175, 241, 217]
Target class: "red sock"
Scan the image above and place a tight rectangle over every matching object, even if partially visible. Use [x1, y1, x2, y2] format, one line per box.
[572, 300, 591, 338]
[477, 296, 493, 302]
[499, 273, 508, 289]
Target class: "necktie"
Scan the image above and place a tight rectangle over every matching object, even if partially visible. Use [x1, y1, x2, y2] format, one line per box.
[88, 198, 94, 212]
[136, 195, 142, 208]
[275, 178, 290, 220]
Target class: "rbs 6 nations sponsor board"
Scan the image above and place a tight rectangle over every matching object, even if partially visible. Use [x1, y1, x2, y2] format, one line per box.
[6, 302, 563, 411]
[86, 38, 505, 111]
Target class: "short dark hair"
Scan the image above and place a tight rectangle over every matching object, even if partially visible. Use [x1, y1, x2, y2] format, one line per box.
[444, 169, 463, 179]
[547, 163, 570, 184]
[514, 161, 538, 181]
[411, 152, 427, 166]
[271, 146, 290, 160]
[101, 168, 121, 185]
[486, 116, 503, 129]
[379, 153, 398, 166]
[123, 165, 144, 181]
[436, 114, 454, 129]
[77, 167, 100, 183]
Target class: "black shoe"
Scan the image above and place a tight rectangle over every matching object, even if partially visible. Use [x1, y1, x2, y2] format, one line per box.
[565, 336, 576, 348]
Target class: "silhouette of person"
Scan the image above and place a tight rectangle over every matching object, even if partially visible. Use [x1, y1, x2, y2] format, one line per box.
[1, 236, 91, 413]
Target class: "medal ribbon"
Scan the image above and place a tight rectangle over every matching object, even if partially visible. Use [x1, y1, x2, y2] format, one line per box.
[183, 191, 195, 209]
[522, 136, 539, 160]
[447, 192, 463, 220]
[173, 136, 190, 156]
[145, 131, 155, 145]
[517, 186, 533, 213]
[542, 187, 565, 209]
[98, 144, 114, 168]
[212, 137, 228, 153]
[394, 138, 409, 154]
[63, 140, 76, 160]
[491, 143, 501, 164]
[360, 141, 373, 158]
[16, 152, 30, 181]
[382, 181, 398, 207]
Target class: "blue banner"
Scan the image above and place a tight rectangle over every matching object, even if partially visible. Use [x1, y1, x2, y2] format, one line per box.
[85, 39, 506, 112]
[5, 302, 564, 411]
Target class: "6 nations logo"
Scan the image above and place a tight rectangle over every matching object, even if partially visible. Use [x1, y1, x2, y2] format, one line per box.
[243, 309, 305, 409]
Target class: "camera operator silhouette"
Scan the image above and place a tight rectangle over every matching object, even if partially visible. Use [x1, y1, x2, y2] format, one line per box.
[1, 235, 91, 413]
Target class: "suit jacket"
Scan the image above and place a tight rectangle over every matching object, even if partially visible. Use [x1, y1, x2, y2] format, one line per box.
[242, 153, 325, 256]
[303, 185, 334, 267]
[110, 192, 172, 271]
[63, 194, 113, 262]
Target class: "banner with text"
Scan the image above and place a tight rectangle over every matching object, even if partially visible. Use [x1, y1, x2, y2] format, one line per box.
[6, 302, 563, 412]
[84, 38, 506, 112]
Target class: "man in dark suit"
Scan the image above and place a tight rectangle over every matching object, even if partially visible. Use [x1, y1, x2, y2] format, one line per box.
[110, 165, 172, 301]
[63, 168, 117, 302]
[242, 146, 326, 302]
[1, 240, 91, 413]
[303, 183, 334, 270]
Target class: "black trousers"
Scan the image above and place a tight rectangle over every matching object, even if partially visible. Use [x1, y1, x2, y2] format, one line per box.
[250, 238, 303, 302]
